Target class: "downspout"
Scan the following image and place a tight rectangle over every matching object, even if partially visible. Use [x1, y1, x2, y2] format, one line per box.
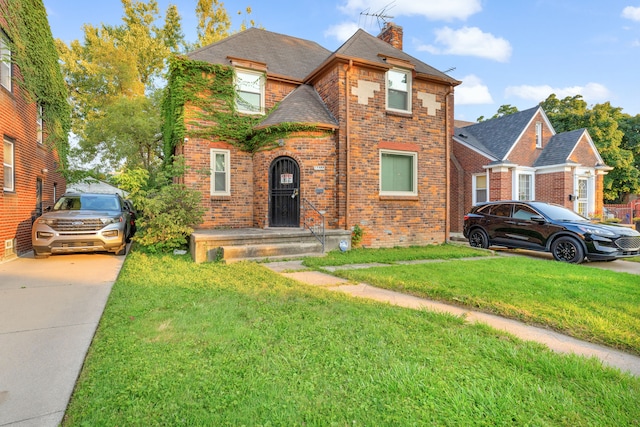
[444, 86, 454, 242]
[345, 59, 353, 231]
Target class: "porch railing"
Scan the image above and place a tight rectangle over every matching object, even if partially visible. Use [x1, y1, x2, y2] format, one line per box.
[302, 198, 325, 253]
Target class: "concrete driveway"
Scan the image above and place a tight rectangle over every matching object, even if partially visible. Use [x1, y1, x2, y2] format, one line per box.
[0, 251, 125, 427]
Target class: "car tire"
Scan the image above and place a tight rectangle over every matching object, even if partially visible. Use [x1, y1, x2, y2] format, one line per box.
[468, 228, 490, 249]
[33, 249, 50, 259]
[551, 236, 584, 264]
[115, 243, 128, 256]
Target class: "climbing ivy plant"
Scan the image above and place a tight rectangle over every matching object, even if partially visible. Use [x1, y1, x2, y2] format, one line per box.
[162, 55, 318, 162]
[0, 0, 71, 166]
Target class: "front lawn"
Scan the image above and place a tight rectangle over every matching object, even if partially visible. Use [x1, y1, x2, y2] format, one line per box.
[302, 243, 490, 267]
[63, 251, 640, 425]
[331, 256, 640, 354]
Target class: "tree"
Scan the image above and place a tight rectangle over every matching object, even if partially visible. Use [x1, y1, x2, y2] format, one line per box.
[477, 104, 519, 122]
[540, 95, 639, 202]
[195, 0, 231, 48]
[56, 0, 185, 176]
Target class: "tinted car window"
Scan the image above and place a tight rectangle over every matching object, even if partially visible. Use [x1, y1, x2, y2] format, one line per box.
[532, 203, 587, 221]
[513, 205, 538, 220]
[490, 204, 512, 217]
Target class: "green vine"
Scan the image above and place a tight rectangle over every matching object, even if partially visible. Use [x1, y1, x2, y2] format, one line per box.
[162, 55, 318, 161]
[0, 0, 71, 167]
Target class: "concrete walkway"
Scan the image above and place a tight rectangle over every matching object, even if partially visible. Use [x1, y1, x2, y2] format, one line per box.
[264, 258, 640, 377]
[0, 252, 125, 427]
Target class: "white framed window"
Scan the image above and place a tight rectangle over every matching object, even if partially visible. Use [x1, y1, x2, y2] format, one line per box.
[235, 69, 264, 114]
[0, 33, 11, 91]
[386, 68, 411, 113]
[37, 103, 43, 144]
[535, 122, 542, 148]
[473, 173, 488, 205]
[3, 138, 14, 192]
[516, 173, 534, 201]
[210, 148, 230, 196]
[380, 149, 417, 196]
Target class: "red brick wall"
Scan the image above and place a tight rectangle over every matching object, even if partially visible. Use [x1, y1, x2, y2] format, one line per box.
[323, 63, 451, 247]
[536, 171, 573, 207]
[0, 60, 66, 260]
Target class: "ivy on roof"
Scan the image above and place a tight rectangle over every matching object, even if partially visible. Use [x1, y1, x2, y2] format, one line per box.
[161, 55, 319, 161]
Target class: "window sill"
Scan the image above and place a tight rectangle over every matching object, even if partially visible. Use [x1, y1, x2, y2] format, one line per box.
[385, 110, 412, 118]
[379, 195, 419, 201]
[211, 194, 231, 200]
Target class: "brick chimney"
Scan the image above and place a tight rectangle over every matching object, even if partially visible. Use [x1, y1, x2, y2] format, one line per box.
[377, 22, 403, 50]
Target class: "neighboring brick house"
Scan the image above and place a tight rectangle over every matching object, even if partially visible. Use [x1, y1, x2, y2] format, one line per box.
[0, 0, 66, 261]
[174, 23, 459, 247]
[450, 106, 610, 232]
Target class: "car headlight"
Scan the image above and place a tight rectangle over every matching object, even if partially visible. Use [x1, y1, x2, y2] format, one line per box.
[100, 216, 123, 225]
[578, 225, 616, 237]
[35, 218, 56, 226]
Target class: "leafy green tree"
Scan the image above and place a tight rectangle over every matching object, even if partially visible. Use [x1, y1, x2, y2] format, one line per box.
[540, 95, 639, 202]
[477, 104, 519, 122]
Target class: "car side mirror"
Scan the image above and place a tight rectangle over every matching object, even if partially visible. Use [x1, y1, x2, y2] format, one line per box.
[530, 215, 546, 224]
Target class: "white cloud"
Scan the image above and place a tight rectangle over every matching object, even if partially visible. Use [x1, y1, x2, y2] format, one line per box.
[456, 75, 494, 105]
[324, 21, 361, 42]
[505, 82, 611, 104]
[418, 27, 512, 62]
[339, 0, 482, 21]
[622, 6, 640, 21]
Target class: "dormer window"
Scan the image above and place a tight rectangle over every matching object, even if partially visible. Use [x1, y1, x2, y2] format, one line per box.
[235, 69, 264, 114]
[386, 68, 411, 113]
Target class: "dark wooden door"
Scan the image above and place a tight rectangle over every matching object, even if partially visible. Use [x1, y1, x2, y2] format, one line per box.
[269, 156, 300, 227]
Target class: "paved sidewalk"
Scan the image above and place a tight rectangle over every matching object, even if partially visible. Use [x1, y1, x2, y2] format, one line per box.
[0, 252, 125, 427]
[265, 259, 640, 377]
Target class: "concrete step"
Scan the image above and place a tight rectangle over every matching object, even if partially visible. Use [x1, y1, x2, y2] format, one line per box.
[221, 241, 323, 263]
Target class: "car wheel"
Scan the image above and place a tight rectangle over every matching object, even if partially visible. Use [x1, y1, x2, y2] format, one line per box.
[468, 228, 490, 249]
[33, 249, 50, 259]
[551, 236, 584, 264]
[115, 244, 128, 256]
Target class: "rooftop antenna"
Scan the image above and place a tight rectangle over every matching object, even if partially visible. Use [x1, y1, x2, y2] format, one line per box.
[359, 1, 395, 30]
[443, 67, 456, 74]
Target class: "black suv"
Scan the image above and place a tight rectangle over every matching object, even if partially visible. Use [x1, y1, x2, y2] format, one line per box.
[32, 192, 133, 258]
[463, 201, 640, 263]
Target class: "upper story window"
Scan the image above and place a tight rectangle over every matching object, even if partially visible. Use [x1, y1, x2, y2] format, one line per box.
[380, 149, 417, 196]
[0, 33, 11, 91]
[535, 122, 542, 148]
[37, 103, 44, 144]
[3, 138, 14, 192]
[235, 69, 264, 114]
[210, 148, 230, 196]
[386, 68, 411, 113]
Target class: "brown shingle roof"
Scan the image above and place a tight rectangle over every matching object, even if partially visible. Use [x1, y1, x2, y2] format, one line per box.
[256, 84, 338, 130]
[188, 28, 331, 81]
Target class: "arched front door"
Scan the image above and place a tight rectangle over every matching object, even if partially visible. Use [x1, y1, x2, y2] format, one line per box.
[269, 156, 300, 227]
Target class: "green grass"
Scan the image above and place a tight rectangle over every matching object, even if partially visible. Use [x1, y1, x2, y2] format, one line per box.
[303, 243, 490, 267]
[63, 251, 640, 426]
[331, 257, 640, 354]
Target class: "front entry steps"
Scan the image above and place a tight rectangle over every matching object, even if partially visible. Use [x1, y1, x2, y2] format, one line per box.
[190, 228, 352, 263]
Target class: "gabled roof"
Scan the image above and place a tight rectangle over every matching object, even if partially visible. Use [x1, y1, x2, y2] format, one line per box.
[333, 29, 458, 84]
[453, 106, 544, 160]
[188, 28, 331, 81]
[255, 84, 338, 130]
[534, 128, 586, 167]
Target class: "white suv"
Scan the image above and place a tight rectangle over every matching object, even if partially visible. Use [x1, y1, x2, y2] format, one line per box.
[32, 193, 132, 258]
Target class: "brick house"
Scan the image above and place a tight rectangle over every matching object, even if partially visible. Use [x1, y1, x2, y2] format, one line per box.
[450, 106, 610, 232]
[0, 0, 67, 261]
[173, 23, 459, 249]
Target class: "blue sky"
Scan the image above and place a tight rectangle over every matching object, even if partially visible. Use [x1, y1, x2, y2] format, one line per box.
[43, 0, 640, 122]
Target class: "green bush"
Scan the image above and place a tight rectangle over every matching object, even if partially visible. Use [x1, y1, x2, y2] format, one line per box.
[133, 183, 204, 252]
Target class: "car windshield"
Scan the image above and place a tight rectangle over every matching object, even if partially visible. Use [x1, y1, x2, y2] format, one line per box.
[54, 195, 120, 211]
[533, 203, 588, 221]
